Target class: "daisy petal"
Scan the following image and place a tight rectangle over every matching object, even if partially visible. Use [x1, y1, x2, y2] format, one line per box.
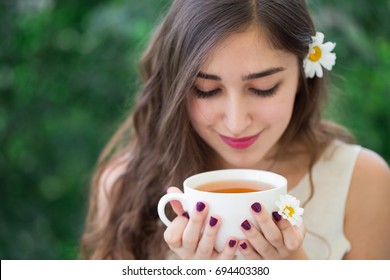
[322, 42, 336, 53]
[314, 63, 323, 78]
[296, 208, 305, 215]
[314, 32, 324, 44]
[305, 61, 315, 78]
[320, 53, 336, 70]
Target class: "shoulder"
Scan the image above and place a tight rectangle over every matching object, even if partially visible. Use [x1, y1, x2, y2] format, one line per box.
[344, 147, 390, 259]
[351, 148, 390, 190]
[347, 148, 390, 215]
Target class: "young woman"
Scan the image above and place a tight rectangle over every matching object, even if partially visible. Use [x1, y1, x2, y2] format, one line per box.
[81, 0, 390, 260]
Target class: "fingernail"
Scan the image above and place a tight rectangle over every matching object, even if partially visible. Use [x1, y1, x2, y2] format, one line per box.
[272, 211, 282, 221]
[251, 202, 261, 213]
[240, 242, 247, 249]
[228, 240, 236, 248]
[241, 220, 251, 230]
[196, 202, 206, 212]
[209, 216, 218, 227]
[182, 212, 189, 219]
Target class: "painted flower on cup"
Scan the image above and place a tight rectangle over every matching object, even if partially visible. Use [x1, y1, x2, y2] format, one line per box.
[275, 194, 304, 226]
[303, 32, 336, 78]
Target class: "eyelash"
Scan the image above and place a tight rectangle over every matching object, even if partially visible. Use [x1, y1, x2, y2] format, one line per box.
[193, 84, 279, 99]
[249, 84, 279, 97]
[193, 88, 220, 98]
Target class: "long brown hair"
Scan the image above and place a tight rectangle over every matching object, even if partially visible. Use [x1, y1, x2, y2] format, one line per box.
[81, 0, 353, 259]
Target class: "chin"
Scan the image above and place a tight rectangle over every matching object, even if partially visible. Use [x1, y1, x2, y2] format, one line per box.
[221, 155, 261, 170]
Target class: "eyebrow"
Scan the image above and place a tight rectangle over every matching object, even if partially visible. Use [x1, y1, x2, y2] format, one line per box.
[196, 67, 285, 81]
[196, 72, 221, 81]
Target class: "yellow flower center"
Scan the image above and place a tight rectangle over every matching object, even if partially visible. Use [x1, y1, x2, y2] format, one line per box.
[282, 205, 295, 217]
[309, 46, 322, 62]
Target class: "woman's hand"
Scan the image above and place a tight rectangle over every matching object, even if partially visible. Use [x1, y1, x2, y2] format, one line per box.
[163, 187, 239, 259]
[238, 202, 307, 259]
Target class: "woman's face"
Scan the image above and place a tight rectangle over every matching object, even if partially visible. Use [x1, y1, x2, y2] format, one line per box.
[187, 27, 300, 169]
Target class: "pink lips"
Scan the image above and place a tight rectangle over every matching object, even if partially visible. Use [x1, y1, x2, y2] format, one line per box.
[220, 133, 260, 149]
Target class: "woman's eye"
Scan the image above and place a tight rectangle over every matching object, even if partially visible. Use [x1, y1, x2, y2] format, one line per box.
[193, 87, 220, 98]
[249, 84, 279, 97]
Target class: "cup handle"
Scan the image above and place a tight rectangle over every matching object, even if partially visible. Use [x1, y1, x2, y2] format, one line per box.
[157, 192, 187, 226]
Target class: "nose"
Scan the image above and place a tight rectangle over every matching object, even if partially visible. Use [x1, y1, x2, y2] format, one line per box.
[223, 94, 252, 136]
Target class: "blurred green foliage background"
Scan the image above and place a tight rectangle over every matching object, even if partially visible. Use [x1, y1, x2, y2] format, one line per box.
[1, 0, 389, 259]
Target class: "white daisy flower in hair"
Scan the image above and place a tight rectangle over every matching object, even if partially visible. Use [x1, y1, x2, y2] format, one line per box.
[304, 32, 336, 78]
[275, 194, 304, 226]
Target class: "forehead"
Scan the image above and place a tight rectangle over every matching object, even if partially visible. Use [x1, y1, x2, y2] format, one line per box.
[200, 26, 297, 73]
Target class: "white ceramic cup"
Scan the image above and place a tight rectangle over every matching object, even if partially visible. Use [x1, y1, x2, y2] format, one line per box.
[157, 169, 287, 254]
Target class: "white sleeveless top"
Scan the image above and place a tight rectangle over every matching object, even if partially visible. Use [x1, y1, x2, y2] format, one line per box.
[289, 140, 361, 259]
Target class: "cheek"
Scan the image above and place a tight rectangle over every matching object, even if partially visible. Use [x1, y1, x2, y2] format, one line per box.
[255, 95, 296, 125]
[187, 99, 217, 127]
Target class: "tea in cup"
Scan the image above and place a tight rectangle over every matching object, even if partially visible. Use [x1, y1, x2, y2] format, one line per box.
[157, 169, 287, 254]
